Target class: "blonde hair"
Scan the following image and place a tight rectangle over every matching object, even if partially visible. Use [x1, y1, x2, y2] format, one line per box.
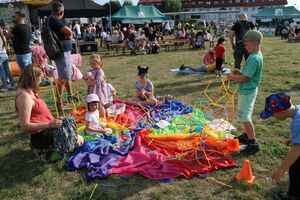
[18, 64, 44, 91]
[89, 54, 103, 64]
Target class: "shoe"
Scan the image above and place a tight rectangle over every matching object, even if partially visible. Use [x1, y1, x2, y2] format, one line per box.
[0, 88, 8, 92]
[216, 74, 219, 78]
[179, 64, 186, 71]
[235, 133, 249, 144]
[30, 144, 51, 164]
[274, 192, 300, 200]
[144, 52, 147, 55]
[241, 142, 261, 155]
[219, 74, 224, 78]
[9, 86, 17, 90]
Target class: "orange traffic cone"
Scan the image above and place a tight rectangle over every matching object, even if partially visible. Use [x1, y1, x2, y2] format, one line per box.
[236, 160, 255, 183]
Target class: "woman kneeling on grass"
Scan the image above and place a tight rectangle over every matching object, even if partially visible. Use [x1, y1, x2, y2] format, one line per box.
[15, 64, 84, 163]
[126, 66, 157, 106]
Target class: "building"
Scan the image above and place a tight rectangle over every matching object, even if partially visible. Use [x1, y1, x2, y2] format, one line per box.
[0, 0, 51, 26]
[138, 0, 288, 23]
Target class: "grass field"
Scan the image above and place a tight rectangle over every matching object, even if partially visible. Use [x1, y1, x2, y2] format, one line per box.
[0, 37, 300, 200]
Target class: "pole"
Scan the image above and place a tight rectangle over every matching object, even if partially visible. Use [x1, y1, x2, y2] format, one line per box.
[109, 1, 112, 33]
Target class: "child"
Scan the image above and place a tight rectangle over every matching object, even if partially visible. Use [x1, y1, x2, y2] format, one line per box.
[227, 30, 263, 155]
[214, 37, 226, 78]
[85, 94, 112, 136]
[126, 66, 157, 106]
[260, 93, 300, 200]
[179, 62, 217, 73]
[83, 54, 108, 117]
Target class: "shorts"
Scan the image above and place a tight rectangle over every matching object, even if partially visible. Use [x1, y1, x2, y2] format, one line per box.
[126, 41, 135, 48]
[216, 57, 223, 71]
[238, 89, 258, 122]
[54, 50, 73, 79]
[30, 129, 54, 149]
[195, 65, 206, 72]
[147, 41, 156, 46]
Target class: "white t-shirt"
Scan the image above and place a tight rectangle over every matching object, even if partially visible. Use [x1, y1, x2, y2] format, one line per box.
[85, 110, 100, 136]
[106, 34, 111, 42]
[101, 32, 107, 40]
[106, 83, 115, 102]
[290, 22, 297, 29]
[136, 34, 146, 41]
[73, 24, 81, 35]
[207, 33, 212, 40]
[178, 23, 181, 30]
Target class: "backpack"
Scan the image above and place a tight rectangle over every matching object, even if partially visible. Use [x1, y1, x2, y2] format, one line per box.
[152, 44, 158, 54]
[53, 117, 78, 154]
[41, 17, 63, 60]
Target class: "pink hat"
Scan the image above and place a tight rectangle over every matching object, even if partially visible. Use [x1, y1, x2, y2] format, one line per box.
[86, 94, 99, 103]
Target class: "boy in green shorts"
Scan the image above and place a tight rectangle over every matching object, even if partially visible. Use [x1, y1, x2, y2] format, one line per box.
[260, 93, 300, 200]
[227, 30, 263, 155]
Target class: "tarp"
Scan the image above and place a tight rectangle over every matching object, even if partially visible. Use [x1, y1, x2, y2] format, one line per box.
[111, 5, 170, 22]
[253, 6, 300, 20]
[65, 99, 237, 180]
[38, 0, 108, 17]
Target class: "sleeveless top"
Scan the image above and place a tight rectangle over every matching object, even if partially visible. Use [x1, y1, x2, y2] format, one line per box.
[15, 91, 55, 134]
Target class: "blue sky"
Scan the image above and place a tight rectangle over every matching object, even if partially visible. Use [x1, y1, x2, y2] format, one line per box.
[95, 0, 138, 6]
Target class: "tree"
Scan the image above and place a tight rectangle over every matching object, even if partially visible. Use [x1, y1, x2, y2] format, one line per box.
[104, 0, 122, 15]
[123, 0, 133, 6]
[160, 0, 181, 13]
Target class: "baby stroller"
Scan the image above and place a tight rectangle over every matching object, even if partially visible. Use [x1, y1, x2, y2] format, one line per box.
[195, 31, 205, 50]
[281, 27, 290, 40]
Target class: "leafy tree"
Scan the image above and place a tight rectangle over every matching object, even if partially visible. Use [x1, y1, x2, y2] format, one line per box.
[123, 0, 133, 6]
[160, 0, 181, 13]
[104, 0, 122, 15]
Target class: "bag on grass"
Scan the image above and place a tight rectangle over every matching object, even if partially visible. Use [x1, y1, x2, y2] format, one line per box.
[42, 17, 63, 60]
[53, 117, 78, 153]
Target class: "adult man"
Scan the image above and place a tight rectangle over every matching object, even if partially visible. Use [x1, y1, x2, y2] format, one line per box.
[73, 21, 81, 41]
[48, 2, 73, 106]
[229, 13, 254, 70]
[6, 11, 31, 72]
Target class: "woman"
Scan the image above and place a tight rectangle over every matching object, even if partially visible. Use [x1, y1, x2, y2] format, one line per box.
[15, 64, 83, 163]
[0, 30, 15, 92]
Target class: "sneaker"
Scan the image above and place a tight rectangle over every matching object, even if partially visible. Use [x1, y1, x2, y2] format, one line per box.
[219, 74, 224, 78]
[241, 142, 261, 155]
[0, 88, 8, 92]
[235, 133, 249, 144]
[179, 64, 186, 71]
[273, 192, 300, 200]
[9, 86, 17, 90]
[144, 51, 147, 55]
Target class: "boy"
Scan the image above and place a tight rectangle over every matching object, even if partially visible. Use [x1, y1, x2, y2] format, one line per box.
[227, 30, 263, 155]
[260, 93, 300, 200]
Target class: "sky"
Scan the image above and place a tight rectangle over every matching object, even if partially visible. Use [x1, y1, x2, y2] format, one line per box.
[95, 0, 139, 6]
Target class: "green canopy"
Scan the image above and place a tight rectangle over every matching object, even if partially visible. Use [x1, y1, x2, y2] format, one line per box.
[112, 5, 170, 22]
[253, 6, 300, 20]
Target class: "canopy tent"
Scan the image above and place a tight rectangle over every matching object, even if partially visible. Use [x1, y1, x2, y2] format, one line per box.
[38, 0, 108, 17]
[112, 5, 170, 24]
[253, 6, 300, 20]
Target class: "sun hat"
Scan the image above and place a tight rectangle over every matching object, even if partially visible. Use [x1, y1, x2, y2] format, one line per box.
[86, 94, 99, 103]
[243, 30, 263, 41]
[137, 65, 148, 76]
[260, 93, 292, 119]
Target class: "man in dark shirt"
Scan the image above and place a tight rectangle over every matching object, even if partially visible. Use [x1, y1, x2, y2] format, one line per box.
[6, 11, 31, 72]
[230, 13, 254, 69]
[48, 1, 73, 107]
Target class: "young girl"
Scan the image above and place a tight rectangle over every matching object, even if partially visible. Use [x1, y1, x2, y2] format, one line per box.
[126, 66, 157, 106]
[83, 54, 108, 117]
[214, 37, 226, 78]
[85, 94, 112, 136]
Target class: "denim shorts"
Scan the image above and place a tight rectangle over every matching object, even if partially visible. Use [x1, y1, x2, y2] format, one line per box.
[238, 89, 258, 122]
[16, 53, 32, 72]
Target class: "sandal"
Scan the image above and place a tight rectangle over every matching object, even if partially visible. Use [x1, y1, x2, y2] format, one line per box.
[30, 144, 52, 164]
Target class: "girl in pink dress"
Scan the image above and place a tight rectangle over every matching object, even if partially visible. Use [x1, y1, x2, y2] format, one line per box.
[83, 54, 108, 118]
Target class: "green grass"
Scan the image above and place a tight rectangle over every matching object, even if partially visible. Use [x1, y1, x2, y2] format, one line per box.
[0, 37, 300, 200]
